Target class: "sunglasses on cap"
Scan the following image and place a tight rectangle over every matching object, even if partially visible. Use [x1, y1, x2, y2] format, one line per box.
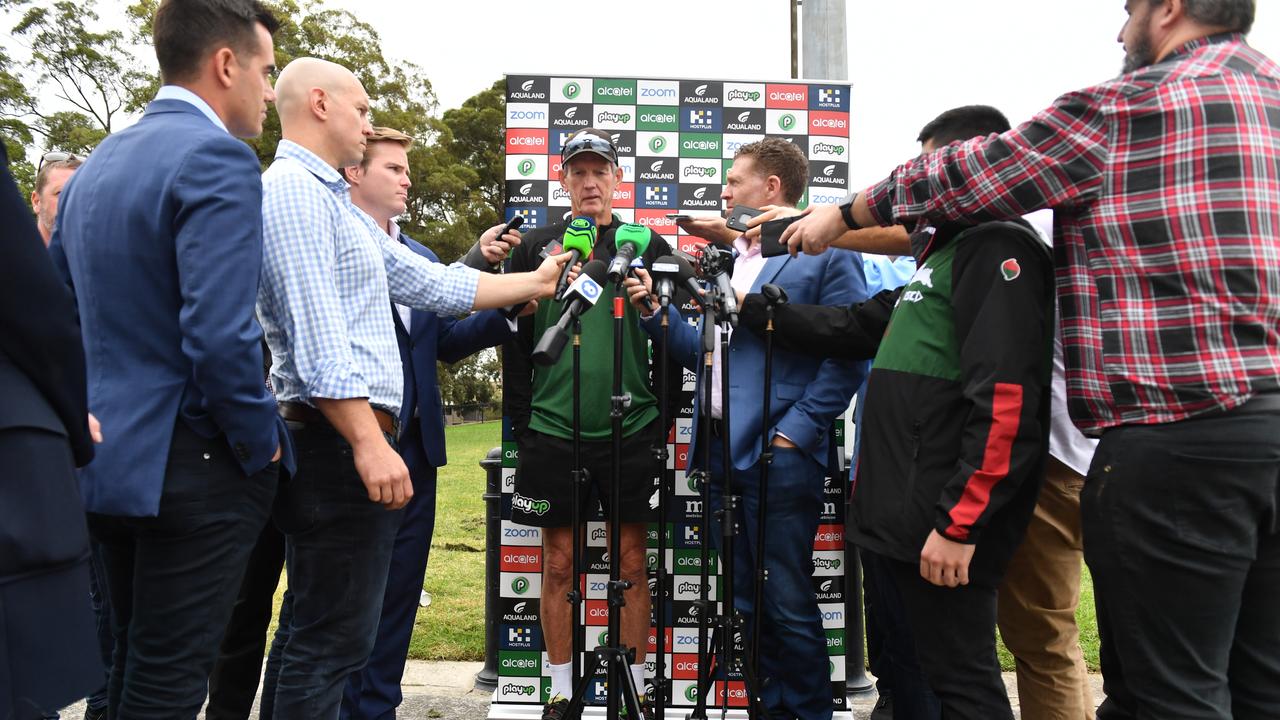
[38, 151, 83, 172]
[561, 132, 618, 165]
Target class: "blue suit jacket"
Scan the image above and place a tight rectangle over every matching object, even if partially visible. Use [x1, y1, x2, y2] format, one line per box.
[49, 99, 292, 516]
[395, 236, 512, 467]
[645, 247, 867, 471]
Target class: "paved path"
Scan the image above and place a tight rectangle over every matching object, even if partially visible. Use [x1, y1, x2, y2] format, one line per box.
[58, 660, 1106, 718]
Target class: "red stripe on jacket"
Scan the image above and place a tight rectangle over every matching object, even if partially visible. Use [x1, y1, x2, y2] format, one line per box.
[944, 382, 1023, 541]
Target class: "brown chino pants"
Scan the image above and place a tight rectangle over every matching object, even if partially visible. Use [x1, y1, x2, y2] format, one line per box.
[997, 455, 1095, 720]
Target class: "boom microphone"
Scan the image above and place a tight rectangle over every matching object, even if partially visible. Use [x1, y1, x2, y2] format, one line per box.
[607, 223, 652, 283]
[700, 245, 738, 327]
[649, 254, 700, 308]
[531, 259, 609, 366]
[553, 216, 597, 301]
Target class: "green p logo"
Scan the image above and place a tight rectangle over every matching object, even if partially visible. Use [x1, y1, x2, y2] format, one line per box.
[517, 159, 535, 176]
[512, 577, 530, 595]
[564, 81, 581, 99]
[685, 685, 699, 702]
[649, 136, 666, 153]
[779, 113, 796, 131]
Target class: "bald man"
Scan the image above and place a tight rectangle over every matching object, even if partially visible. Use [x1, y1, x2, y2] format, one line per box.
[252, 58, 566, 719]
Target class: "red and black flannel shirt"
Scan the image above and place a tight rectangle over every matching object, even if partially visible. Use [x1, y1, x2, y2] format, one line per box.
[865, 33, 1280, 435]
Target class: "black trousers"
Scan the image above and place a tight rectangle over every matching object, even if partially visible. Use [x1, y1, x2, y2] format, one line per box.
[90, 421, 278, 720]
[1084, 400, 1280, 719]
[883, 557, 1012, 720]
[205, 512, 286, 720]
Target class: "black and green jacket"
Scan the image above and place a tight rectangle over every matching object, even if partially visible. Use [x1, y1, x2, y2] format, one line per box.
[741, 220, 1054, 583]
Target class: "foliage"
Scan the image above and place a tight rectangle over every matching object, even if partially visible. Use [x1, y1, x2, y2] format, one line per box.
[4, 0, 141, 147]
[437, 347, 502, 408]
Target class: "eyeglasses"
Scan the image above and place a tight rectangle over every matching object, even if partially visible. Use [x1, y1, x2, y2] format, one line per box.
[561, 133, 618, 165]
[38, 151, 81, 172]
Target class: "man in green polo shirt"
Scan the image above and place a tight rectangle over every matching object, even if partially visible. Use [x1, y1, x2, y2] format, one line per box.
[503, 128, 672, 720]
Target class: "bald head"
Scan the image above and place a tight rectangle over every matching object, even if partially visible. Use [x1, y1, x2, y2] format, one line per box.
[275, 57, 373, 168]
[276, 57, 360, 121]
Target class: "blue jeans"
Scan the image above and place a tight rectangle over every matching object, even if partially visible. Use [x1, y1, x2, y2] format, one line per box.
[704, 434, 833, 720]
[260, 422, 403, 720]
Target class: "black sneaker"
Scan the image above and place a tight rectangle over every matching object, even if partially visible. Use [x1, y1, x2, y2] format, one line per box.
[542, 693, 570, 720]
[618, 696, 656, 720]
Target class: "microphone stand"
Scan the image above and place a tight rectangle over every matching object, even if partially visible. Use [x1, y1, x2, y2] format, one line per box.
[569, 316, 587, 692]
[565, 281, 645, 720]
[749, 284, 788, 694]
[652, 299, 673, 719]
[688, 272, 767, 720]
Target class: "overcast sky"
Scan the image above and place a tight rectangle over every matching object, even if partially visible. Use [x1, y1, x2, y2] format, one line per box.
[329, 0, 1280, 189]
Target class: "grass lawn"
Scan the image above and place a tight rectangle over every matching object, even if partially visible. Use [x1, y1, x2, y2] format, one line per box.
[274, 420, 1102, 671]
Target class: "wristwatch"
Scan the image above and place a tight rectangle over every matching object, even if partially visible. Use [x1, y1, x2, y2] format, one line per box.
[839, 196, 861, 230]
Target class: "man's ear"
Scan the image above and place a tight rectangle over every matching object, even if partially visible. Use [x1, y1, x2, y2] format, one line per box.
[30, 190, 41, 215]
[211, 46, 236, 90]
[310, 88, 329, 120]
[343, 165, 363, 187]
[767, 174, 782, 201]
[1155, 0, 1183, 30]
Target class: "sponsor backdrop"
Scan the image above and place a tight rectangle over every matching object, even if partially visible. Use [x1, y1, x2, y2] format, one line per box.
[498, 74, 853, 716]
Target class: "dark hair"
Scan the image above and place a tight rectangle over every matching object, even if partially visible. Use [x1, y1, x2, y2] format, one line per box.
[734, 137, 808, 205]
[153, 0, 280, 84]
[917, 105, 1011, 148]
[1176, 0, 1254, 34]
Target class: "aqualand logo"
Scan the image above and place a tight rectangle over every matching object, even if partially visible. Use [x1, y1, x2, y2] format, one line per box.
[694, 83, 709, 97]
[693, 187, 709, 199]
[564, 107, 579, 119]
[517, 159, 536, 176]
[563, 81, 581, 99]
[822, 164, 836, 177]
[521, 79, 535, 92]
[517, 183, 533, 196]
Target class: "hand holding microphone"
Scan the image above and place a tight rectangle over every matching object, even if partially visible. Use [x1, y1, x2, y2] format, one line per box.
[554, 216, 598, 301]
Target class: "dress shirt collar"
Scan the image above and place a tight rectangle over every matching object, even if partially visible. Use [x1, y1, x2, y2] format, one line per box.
[388, 218, 402, 243]
[155, 85, 227, 133]
[1164, 32, 1244, 63]
[733, 234, 760, 259]
[274, 139, 347, 191]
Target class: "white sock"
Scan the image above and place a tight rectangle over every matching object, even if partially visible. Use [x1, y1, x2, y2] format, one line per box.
[549, 661, 573, 701]
[631, 663, 647, 699]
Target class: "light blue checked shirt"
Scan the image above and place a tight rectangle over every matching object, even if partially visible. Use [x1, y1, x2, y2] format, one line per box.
[258, 140, 479, 416]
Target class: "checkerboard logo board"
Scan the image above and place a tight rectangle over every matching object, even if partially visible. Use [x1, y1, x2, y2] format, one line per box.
[500, 74, 852, 712]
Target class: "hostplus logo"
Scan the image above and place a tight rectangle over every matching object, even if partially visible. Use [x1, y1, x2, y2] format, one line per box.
[777, 113, 798, 132]
[688, 109, 714, 130]
[819, 88, 842, 104]
[516, 159, 536, 177]
[645, 186, 670, 203]
[563, 81, 581, 100]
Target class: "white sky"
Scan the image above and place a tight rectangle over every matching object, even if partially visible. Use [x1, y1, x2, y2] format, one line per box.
[328, 0, 1280, 189]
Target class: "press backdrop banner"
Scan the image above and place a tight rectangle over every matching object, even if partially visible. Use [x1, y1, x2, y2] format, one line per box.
[496, 73, 854, 717]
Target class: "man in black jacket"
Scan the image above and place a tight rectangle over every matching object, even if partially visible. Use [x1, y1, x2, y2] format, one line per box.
[0, 143, 102, 718]
[741, 106, 1054, 720]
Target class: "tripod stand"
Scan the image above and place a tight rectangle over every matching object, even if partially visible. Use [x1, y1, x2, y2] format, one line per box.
[688, 254, 768, 720]
[563, 284, 646, 720]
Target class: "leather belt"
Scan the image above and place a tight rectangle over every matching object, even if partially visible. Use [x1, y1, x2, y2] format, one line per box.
[279, 401, 399, 438]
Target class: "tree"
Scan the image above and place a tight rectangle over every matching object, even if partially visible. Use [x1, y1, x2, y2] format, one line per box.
[437, 348, 502, 408]
[126, 0, 437, 172]
[407, 79, 505, 263]
[5, 0, 143, 148]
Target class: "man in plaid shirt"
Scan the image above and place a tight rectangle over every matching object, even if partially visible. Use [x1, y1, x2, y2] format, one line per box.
[781, 1, 1278, 718]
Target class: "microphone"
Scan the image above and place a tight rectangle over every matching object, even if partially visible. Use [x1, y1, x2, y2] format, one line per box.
[553, 216, 597, 301]
[607, 223, 652, 283]
[649, 254, 699, 308]
[700, 245, 738, 327]
[531, 259, 608, 366]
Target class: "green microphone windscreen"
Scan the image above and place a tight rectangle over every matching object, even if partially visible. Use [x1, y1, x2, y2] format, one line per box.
[614, 223, 651, 255]
[562, 216, 597, 255]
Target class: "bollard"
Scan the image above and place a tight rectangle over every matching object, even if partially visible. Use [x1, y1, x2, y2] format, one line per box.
[844, 499, 875, 696]
[475, 446, 503, 692]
